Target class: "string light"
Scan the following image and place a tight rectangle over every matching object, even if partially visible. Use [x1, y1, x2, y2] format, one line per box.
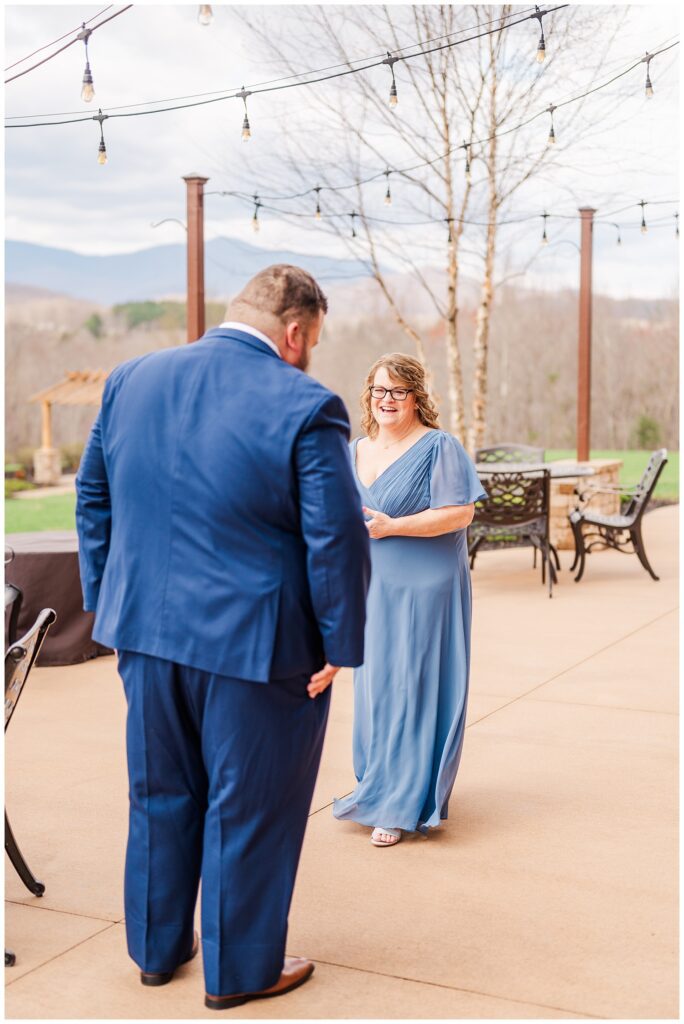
[252, 194, 261, 232]
[350, 211, 357, 238]
[382, 52, 399, 108]
[198, 5, 213, 26]
[639, 199, 648, 233]
[533, 6, 546, 63]
[237, 86, 251, 140]
[463, 141, 472, 182]
[77, 24, 95, 102]
[314, 185, 322, 220]
[643, 52, 654, 97]
[95, 107, 107, 164]
[541, 212, 549, 244]
[384, 169, 392, 205]
[546, 103, 556, 144]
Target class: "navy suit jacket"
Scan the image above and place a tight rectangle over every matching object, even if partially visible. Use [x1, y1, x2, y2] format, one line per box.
[75, 327, 371, 682]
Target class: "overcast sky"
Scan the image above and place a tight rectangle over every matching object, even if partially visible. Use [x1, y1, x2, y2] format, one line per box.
[4, 1, 680, 299]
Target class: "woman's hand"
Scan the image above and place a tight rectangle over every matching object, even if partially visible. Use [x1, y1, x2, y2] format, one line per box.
[307, 662, 340, 698]
[362, 506, 395, 539]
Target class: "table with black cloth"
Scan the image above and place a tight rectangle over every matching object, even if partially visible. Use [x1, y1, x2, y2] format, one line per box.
[4, 532, 112, 666]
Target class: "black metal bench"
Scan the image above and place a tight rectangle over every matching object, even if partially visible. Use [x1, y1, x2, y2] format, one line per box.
[569, 448, 668, 582]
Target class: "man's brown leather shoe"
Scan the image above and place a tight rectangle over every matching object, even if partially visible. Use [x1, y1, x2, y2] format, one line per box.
[140, 930, 200, 987]
[204, 956, 315, 1010]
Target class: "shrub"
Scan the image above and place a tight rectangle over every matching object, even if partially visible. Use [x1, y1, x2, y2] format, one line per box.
[61, 442, 85, 473]
[84, 312, 104, 338]
[632, 415, 661, 449]
[5, 478, 36, 499]
[15, 446, 36, 480]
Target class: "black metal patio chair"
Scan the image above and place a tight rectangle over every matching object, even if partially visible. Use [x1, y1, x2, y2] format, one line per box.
[5, 607, 57, 967]
[475, 443, 545, 464]
[568, 448, 668, 582]
[5, 547, 22, 648]
[468, 468, 558, 597]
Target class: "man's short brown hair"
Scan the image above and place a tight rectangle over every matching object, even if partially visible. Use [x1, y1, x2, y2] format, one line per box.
[232, 264, 328, 325]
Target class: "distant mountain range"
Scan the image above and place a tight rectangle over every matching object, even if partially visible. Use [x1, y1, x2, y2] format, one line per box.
[5, 238, 374, 306]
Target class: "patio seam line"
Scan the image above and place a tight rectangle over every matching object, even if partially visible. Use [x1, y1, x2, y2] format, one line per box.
[310, 606, 677, 819]
[304, 956, 605, 1019]
[464, 606, 678, 731]
[4, 899, 117, 924]
[524, 697, 678, 716]
[4, 921, 118, 988]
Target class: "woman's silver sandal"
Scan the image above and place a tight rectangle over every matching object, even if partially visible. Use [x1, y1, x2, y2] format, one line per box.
[371, 827, 401, 847]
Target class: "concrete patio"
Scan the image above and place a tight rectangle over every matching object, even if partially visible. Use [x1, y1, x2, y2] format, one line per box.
[5, 506, 678, 1019]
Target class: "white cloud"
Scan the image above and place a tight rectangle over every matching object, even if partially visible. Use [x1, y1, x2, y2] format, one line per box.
[4, 2, 680, 294]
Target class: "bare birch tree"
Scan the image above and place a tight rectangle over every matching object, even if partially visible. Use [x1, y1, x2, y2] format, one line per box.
[230, 4, 625, 445]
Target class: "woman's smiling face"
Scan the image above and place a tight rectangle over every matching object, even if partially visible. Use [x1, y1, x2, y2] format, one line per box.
[371, 365, 418, 432]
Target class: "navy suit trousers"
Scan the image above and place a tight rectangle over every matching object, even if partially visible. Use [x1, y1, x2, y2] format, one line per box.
[118, 651, 331, 996]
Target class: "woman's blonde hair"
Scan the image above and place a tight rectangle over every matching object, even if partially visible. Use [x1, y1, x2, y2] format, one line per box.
[360, 353, 440, 439]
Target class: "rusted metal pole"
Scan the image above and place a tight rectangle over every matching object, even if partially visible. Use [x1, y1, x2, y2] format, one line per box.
[183, 173, 209, 343]
[577, 207, 595, 462]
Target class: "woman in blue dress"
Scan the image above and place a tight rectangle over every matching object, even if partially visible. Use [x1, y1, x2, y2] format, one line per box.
[333, 353, 486, 847]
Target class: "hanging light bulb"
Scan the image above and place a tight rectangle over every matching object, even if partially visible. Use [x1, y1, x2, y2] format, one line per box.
[252, 195, 260, 233]
[446, 218, 453, 244]
[198, 5, 213, 25]
[314, 186, 322, 221]
[463, 141, 471, 182]
[237, 87, 251, 141]
[382, 52, 399, 108]
[613, 224, 622, 246]
[643, 53, 654, 98]
[77, 25, 95, 102]
[638, 200, 648, 234]
[350, 212, 357, 238]
[384, 170, 392, 205]
[675, 213, 679, 238]
[533, 7, 546, 63]
[546, 104, 556, 145]
[94, 108, 108, 165]
[541, 212, 549, 245]
[81, 62, 95, 102]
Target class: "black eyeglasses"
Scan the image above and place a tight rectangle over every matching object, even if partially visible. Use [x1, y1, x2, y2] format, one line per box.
[369, 386, 414, 401]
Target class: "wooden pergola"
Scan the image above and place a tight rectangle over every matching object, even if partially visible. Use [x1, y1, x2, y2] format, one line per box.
[29, 370, 109, 451]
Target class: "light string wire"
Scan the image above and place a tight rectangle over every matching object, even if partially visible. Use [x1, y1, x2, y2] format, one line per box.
[4, 5, 113, 73]
[4, 6, 133, 85]
[5, 4, 570, 126]
[212, 190, 679, 233]
[208, 40, 680, 204]
[5, 4, 542, 120]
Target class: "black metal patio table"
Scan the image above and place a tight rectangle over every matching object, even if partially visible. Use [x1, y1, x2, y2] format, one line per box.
[475, 461, 596, 479]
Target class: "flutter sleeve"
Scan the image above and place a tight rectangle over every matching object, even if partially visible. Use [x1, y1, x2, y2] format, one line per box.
[429, 431, 488, 508]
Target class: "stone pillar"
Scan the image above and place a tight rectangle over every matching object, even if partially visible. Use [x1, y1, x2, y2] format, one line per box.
[549, 458, 623, 550]
[33, 448, 62, 485]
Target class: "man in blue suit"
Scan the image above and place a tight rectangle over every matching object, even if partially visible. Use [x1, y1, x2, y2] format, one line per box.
[76, 264, 370, 1010]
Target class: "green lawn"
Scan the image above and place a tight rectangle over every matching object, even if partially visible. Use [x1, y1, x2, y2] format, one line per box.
[3, 449, 679, 533]
[545, 450, 678, 501]
[5, 493, 77, 534]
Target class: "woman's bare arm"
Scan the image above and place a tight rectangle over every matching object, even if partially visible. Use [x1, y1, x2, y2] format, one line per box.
[363, 504, 475, 539]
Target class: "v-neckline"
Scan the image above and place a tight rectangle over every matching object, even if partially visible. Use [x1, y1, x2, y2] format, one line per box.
[353, 430, 437, 490]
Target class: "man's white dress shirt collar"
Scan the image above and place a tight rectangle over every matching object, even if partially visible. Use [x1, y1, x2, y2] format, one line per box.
[219, 321, 282, 359]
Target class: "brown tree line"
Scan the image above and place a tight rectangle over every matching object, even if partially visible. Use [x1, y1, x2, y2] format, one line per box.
[5, 286, 677, 461]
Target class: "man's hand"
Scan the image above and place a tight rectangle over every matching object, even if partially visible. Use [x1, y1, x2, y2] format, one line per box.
[307, 662, 340, 698]
[362, 506, 394, 539]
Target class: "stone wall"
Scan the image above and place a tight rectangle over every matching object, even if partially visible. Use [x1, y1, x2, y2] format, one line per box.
[550, 459, 623, 550]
